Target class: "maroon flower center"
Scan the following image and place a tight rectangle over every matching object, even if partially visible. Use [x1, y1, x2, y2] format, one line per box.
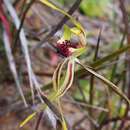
[56, 40, 77, 57]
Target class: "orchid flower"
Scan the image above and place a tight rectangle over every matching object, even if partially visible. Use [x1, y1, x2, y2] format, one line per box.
[52, 25, 86, 99]
[51, 24, 130, 103]
[49, 24, 130, 129]
[38, 0, 130, 107]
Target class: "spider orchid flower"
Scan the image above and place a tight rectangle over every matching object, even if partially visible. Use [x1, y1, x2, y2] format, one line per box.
[47, 25, 87, 130]
[51, 25, 130, 130]
[39, 0, 88, 101]
[52, 25, 130, 107]
[52, 25, 87, 99]
[39, 0, 130, 104]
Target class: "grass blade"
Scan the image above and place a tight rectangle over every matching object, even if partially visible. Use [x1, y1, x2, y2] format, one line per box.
[20, 112, 36, 127]
[3, 31, 27, 107]
[3, 0, 42, 103]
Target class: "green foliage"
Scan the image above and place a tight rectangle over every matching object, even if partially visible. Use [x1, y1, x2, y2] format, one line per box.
[56, 0, 65, 5]
[56, 0, 111, 17]
[119, 104, 126, 117]
[80, 0, 110, 17]
[74, 80, 90, 100]
[63, 25, 72, 40]
[56, 0, 75, 5]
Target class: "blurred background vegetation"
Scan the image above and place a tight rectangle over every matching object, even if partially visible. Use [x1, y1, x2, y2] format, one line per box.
[0, 0, 130, 130]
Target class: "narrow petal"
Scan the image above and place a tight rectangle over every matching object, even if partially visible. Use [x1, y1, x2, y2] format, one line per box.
[58, 58, 75, 97]
[52, 59, 68, 91]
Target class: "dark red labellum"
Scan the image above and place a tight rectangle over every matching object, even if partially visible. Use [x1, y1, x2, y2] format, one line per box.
[56, 40, 77, 57]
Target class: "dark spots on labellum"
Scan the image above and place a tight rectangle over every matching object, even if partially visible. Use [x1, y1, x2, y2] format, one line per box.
[56, 40, 77, 57]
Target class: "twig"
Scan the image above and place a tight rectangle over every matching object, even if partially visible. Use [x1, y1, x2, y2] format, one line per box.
[63, 97, 108, 112]
[12, 0, 36, 52]
[23, 71, 53, 77]
[110, 33, 126, 82]
[35, 112, 43, 130]
[118, 0, 130, 129]
[98, 116, 130, 130]
[89, 29, 102, 123]
[119, 0, 130, 43]
[32, 0, 82, 51]
[67, 95, 99, 129]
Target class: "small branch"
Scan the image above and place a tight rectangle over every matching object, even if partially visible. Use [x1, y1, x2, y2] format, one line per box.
[35, 112, 43, 130]
[110, 33, 126, 82]
[119, 0, 130, 43]
[12, 0, 36, 52]
[98, 116, 130, 130]
[118, 0, 130, 129]
[23, 71, 53, 77]
[89, 28, 102, 130]
[89, 29, 101, 106]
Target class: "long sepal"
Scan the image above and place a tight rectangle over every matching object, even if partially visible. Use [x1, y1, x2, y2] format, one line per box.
[52, 59, 68, 91]
[39, 0, 85, 35]
[75, 58, 130, 105]
[57, 58, 75, 97]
